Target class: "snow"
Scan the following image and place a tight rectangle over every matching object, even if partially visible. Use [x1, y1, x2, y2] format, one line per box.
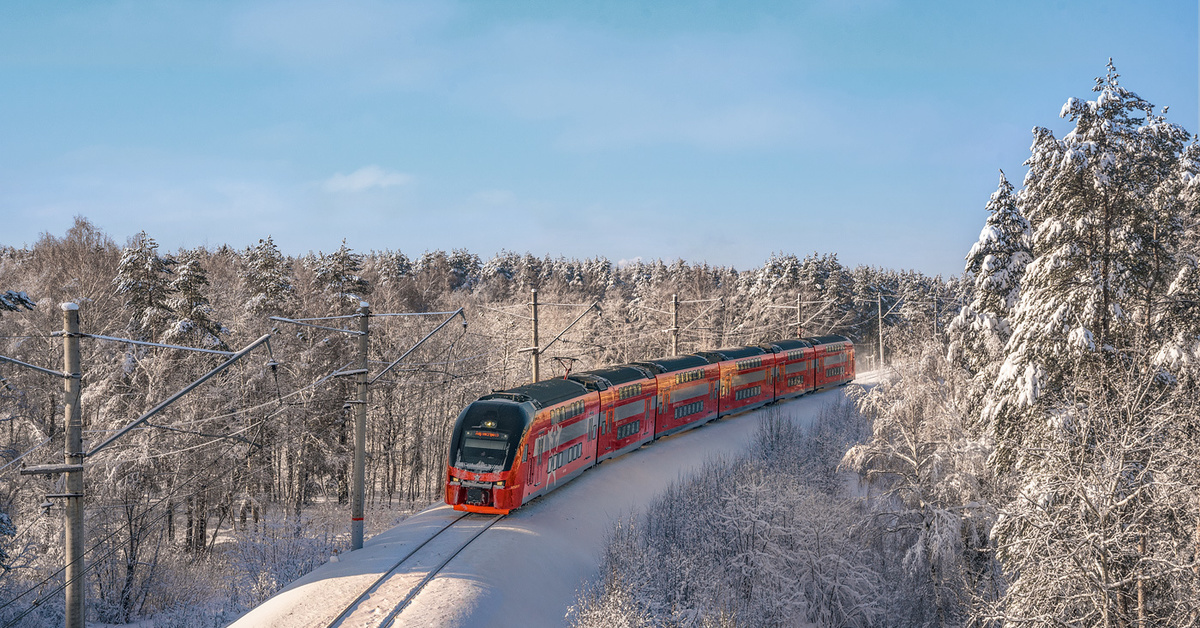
[60, 301, 79, 311]
[228, 378, 875, 628]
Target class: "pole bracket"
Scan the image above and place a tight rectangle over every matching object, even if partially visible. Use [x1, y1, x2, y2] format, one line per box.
[21, 464, 84, 476]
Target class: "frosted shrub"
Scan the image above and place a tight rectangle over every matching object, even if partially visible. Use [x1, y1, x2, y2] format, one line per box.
[571, 404, 883, 628]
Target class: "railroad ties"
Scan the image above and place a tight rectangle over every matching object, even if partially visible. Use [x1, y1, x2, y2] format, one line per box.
[324, 513, 505, 628]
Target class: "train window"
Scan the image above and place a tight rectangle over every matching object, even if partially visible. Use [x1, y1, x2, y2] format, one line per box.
[547, 443, 584, 474]
[616, 420, 641, 440]
[826, 366, 845, 377]
[673, 401, 704, 419]
[823, 353, 846, 366]
[788, 375, 805, 387]
[457, 431, 510, 467]
[735, 386, 762, 401]
[735, 358, 763, 370]
[618, 383, 643, 400]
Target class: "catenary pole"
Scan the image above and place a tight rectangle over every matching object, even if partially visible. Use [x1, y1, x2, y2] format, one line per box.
[877, 293, 884, 369]
[351, 302, 368, 550]
[530, 289, 540, 382]
[63, 303, 84, 628]
[671, 293, 679, 356]
[796, 294, 802, 337]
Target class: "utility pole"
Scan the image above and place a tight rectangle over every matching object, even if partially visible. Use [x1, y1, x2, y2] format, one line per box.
[671, 293, 679, 356]
[796, 294, 802, 337]
[9, 303, 87, 628]
[877, 293, 884, 369]
[351, 302, 368, 551]
[530, 289, 540, 382]
[62, 303, 84, 628]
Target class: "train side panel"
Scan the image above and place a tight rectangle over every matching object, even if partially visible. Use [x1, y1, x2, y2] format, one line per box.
[716, 354, 775, 416]
[772, 347, 816, 399]
[597, 379, 657, 462]
[653, 364, 719, 438]
[809, 337, 854, 390]
[521, 393, 602, 503]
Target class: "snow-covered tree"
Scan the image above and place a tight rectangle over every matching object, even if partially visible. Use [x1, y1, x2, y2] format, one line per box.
[983, 61, 1200, 625]
[947, 170, 1032, 385]
[164, 249, 229, 350]
[114, 231, 177, 339]
[0, 291, 34, 316]
[313, 240, 370, 309]
[243, 236, 296, 315]
[843, 343, 999, 626]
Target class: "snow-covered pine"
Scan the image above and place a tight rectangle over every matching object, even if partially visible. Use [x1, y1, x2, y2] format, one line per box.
[113, 230, 177, 340]
[164, 249, 229, 351]
[0, 290, 34, 315]
[948, 171, 1030, 379]
[242, 236, 296, 315]
[312, 240, 371, 310]
[982, 61, 1200, 625]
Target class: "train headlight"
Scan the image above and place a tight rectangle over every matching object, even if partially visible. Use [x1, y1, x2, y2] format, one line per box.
[495, 481, 505, 488]
[450, 477, 460, 485]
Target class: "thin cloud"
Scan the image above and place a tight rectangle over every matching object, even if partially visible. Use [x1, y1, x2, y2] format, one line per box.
[323, 166, 414, 193]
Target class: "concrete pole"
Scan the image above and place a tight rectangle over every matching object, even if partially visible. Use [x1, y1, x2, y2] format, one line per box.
[671, 293, 679, 356]
[351, 302, 368, 550]
[796, 294, 802, 337]
[877, 293, 884, 368]
[62, 303, 84, 628]
[530, 289, 540, 383]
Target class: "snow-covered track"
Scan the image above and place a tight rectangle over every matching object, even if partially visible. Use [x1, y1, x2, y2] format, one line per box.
[323, 513, 504, 628]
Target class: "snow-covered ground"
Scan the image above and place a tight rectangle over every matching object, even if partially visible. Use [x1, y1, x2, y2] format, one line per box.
[229, 377, 873, 628]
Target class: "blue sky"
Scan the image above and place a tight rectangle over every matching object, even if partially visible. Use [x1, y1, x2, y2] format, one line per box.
[1, 0, 1195, 277]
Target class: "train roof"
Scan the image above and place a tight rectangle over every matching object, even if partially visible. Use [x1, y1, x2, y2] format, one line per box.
[483, 378, 589, 409]
[762, 338, 813, 351]
[633, 354, 710, 374]
[803, 334, 851, 346]
[696, 346, 767, 361]
[572, 364, 654, 387]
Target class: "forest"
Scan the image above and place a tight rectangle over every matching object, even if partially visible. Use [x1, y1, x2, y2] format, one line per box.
[0, 216, 947, 625]
[572, 63, 1200, 626]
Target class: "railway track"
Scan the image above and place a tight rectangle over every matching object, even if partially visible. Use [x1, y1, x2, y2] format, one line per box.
[324, 512, 505, 628]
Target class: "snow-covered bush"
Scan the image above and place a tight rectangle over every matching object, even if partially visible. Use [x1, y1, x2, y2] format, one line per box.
[571, 402, 886, 628]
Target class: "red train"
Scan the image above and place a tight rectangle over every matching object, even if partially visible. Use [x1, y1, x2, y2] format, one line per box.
[445, 335, 855, 514]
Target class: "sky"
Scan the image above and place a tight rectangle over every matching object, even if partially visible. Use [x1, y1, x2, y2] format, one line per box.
[1, 0, 1196, 277]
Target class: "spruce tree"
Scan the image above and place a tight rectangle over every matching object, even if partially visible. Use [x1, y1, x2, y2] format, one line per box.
[243, 236, 296, 315]
[165, 249, 229, 350]
[114, 231, 176, 340]
[948, 171, 1031, 381]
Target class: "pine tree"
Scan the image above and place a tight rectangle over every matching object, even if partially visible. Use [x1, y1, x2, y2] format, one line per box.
[114, 231, 177, 340]
[947, 171, 1032, 382]
[164, 249, 229, 350]
[243, 236, 296, 315]
[0, 291, 34, 316]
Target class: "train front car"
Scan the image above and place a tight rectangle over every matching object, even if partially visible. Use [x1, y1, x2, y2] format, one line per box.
[445, 393, 535, 514]
[446, 378, 601, 514]
[804, 334, 856, 389]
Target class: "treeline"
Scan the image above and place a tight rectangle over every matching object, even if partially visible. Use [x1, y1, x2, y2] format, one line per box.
[0, 218, 948, 625]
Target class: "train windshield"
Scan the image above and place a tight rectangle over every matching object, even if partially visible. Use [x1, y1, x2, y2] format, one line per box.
[451, 401, 528, 472]
[459, 431, 509, 466]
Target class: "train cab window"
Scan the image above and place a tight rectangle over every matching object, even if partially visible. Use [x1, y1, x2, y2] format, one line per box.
[458, 431, 509, 466]
[451, 402, 527, 472]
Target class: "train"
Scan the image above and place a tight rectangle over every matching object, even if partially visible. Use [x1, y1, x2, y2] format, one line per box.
[444, 335, 855, 514]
